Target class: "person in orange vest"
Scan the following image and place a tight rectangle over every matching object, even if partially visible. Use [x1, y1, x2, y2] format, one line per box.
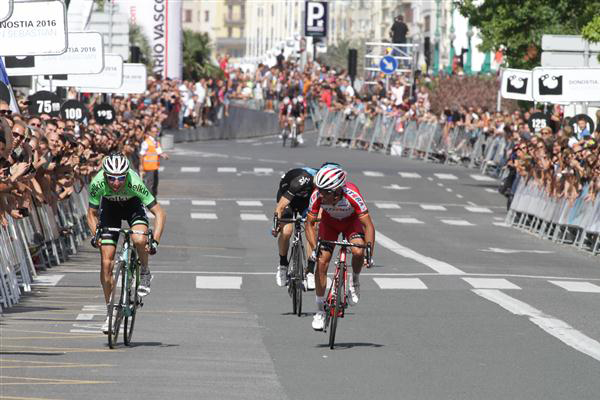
[139, 125, 169, 197]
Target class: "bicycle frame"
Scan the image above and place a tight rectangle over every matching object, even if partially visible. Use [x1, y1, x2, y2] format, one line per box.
[278, 214, 307, 316]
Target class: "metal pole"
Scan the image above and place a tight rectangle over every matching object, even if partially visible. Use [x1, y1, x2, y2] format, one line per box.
[432, 0, 441, 76]
[108, 0, 113, 54]
[583, 40, 590, 114]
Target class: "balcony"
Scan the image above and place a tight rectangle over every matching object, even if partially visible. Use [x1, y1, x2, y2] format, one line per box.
[225, 15, 245, 26]
[225, 0, 243, 5]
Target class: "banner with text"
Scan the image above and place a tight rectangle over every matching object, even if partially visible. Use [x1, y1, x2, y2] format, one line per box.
[38, 54, 123, 89]
[533, 67, 600, 103]
[78, 63, 147, 94]
[126, 0, 182, 80]
[0, 0, 67, 56]
[4, 31, 104, 76]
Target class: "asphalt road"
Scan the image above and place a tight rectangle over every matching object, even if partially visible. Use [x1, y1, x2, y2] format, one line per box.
[2, 132, 600, 400]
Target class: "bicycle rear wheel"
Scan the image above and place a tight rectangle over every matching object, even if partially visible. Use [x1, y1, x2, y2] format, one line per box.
[282, 128, 288, 147]
[108, 261, 126, 349]
[124, 260, 139, 346]
[328, 266, 345, 349]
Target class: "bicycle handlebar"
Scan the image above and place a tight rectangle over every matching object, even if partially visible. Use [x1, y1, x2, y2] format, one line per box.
[278, 217, 306, 224]
[318, 239, 369, 249]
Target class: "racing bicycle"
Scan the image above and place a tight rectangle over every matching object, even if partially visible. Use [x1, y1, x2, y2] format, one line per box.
[274, 213, 307, 316]
[316, 237, 371, 349]
[95, 227, 153, 349]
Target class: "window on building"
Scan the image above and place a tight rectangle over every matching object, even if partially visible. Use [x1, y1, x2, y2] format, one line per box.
[205, 10, 209, 22]
[184, 9, 192, 23]
[228, 27, 233, 38]
[271, 4, 274, 17]
[424, 15, 431, 33]
[228, 5, 233, 20]
[241, 5, 245, 19]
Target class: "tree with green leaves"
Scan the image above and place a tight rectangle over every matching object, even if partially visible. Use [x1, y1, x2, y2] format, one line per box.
[458, 0, 600, 69]
[582, 15, 600, 62]
[182, 30, 223, 81]
[320, 39, 364, 74]
[129, 23, 152, 73]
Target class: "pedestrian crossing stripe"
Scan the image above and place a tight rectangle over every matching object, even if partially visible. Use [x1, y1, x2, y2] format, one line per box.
[420, 205, 447, 211]
[240, 213, 268, 221]
[192, 200, 216, 206]
[254, 167, 274, 173]
[398, 172, 421, 178]
[196, 276, 242, 289]
[434, 173, 458, 180]
[364, 171, 384, 177]
[465, 206, 493, 213]
[375, 202, 401, 209]
[191, 213, 218, 220]
[373, 278, 427, 290]
[462, 278, 521, 290]
[549, 281, 600, 293]
[392, 217, 424, 224]
[181, 167, 201, 172]
[218, 167, 237, 173]
[471, 174, 497, 182]
[441, 219, 474, 226]
[237, 200, 263, 207]
[158, 200, 170, 205]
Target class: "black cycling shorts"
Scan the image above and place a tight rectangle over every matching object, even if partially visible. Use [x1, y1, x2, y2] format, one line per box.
[99, 197, 149, 245]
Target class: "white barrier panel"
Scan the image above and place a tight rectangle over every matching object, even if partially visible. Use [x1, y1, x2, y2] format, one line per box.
[39, 54, 123, 89]
[79, 63, 147, 94]
[5, 31, 104, 75]
[0, 0, 67, 56]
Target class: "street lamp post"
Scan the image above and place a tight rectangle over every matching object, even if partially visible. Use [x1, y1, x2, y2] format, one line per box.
[445, 3, 455, 75]
[432, 0, 441, 76]
[465, 23, 473, 75]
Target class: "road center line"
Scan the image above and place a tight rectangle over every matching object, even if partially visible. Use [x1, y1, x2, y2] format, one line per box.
[375, 231, 465, 275]
[473, 289, 600, 363]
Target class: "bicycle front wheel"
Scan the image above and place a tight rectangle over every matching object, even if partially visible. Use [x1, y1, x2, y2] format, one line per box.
[124, 261, 140, 346]
[108, 261, 126, 349]
[328, 267, 345, 349]
[292, 244, 303, 316]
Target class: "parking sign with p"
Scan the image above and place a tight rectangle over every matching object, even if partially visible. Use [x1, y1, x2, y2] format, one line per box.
[305, 1, 327, 37]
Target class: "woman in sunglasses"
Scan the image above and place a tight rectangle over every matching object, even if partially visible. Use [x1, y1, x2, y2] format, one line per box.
[305, 165, 375, 331]
[86, 152, 166, 334]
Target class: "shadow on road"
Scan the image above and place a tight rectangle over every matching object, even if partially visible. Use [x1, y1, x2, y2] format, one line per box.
[316, 342, 384, 350]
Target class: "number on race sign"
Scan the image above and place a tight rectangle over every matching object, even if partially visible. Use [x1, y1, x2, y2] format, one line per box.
[64, 108, 82, 120]
[37, 100, 52, 114]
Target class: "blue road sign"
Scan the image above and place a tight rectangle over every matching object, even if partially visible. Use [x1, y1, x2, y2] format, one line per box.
[379, 55, 398, 74]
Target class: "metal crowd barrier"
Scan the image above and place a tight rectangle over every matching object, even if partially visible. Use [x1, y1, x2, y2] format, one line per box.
[316, 110, 510, 178]
[0, 185, 90, 312]
[506, 178, 600, 254]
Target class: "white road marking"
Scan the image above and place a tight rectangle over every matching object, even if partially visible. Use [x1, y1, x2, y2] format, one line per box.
[375, 202, 401, 209]
[434, 173, 458, 180]
[437, 183, 444, 187]
[470, 174, 497, 182]
[254, 167, 274, 174]
[233, 156, 252, 160]
[373, 278, 428, 290]
[181, 167, 201, 173]
[480, 248, 554, 254]
[427, 177, 434, 181]
[76, 314, 95, 320]
[463, 278, 521, 290]
[192, 200, 216, 206]
[218, 167, 237, 173]
[465, 206, 493, 213]
[83, 305, 105, 311]
[375, 231, 465, 275]
[473, 289, 600, 363]
[258, 159, 286, 164]
[196, 276, 242, 289]
[494, 217, 504, 221]
[191, 213, 218, 220]
[237, 200, 263, 207]
[364, 171, 384, 177]
[383, 184, 411, 190]
[493, 222, 510, 227]
[240, 213, 268, 221]
[392, 217, 424, 224]
[467, 201, 477, 206]
[32, 275, 64, 286]
[445, 188, 453, 192]
[456, 194, 464, 199]
[158, 200, 170, 205]
[399, 172, 421, 178]
[485, 188, 498, 193]
[441, 219, 474, 226]
[420, 204, 447, 211]
[549, 281, 600, 293]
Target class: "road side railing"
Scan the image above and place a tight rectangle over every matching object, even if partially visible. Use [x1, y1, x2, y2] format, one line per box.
[315, 109, 510, 178]
[0, 186, 90, 312]
[506, 178, 600, 255]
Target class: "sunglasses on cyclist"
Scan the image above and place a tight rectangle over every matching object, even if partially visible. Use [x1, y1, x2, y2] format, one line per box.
[319, 188, 339, 196]
[106, 175, 126, 182]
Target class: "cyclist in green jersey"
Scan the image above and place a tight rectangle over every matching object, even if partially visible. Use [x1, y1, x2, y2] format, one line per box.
[86, 152, 167, 334]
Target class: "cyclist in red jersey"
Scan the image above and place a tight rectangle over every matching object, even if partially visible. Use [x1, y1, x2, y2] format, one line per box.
[305, 164, 375, 331]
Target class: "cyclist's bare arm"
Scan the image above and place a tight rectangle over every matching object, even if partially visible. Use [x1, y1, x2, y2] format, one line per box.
[305, 212, 319, 251]
[274, 196, 291, 219]
[148, 203, 166, 243]
[358, 212, 375, 256]
[87, 207, 99, 238]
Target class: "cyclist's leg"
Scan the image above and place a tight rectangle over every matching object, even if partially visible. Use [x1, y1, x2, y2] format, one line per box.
[98, 199, 121, 304]
[126, 199, 151, 295]
[345, 218, 366, 275]
[315, 219, 339, 298]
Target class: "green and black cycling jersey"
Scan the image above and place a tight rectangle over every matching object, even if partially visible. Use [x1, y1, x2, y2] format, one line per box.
[88, 170, 157, 210]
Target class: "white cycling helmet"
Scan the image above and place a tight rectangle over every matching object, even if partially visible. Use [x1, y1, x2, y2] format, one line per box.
[315, 165, 346, 191]
[102, 152, 130, 176]
[297, 95, 304, 102]
[283, 97, 290, 105]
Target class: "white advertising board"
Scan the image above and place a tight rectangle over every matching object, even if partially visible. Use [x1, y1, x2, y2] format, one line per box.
[4, 31, 104, 76]
[541, 51, 600, 68]
[0, 0, 13, 23]
[501, 68, 533, 101]
[79, 63, 147, 94]
[39, 54, 123, 89]
[532, 67, 600, 103]
[0, 0, 67, 56]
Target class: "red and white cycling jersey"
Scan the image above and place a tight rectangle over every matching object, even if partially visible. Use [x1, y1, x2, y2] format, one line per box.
[308, 182, 368, 221]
